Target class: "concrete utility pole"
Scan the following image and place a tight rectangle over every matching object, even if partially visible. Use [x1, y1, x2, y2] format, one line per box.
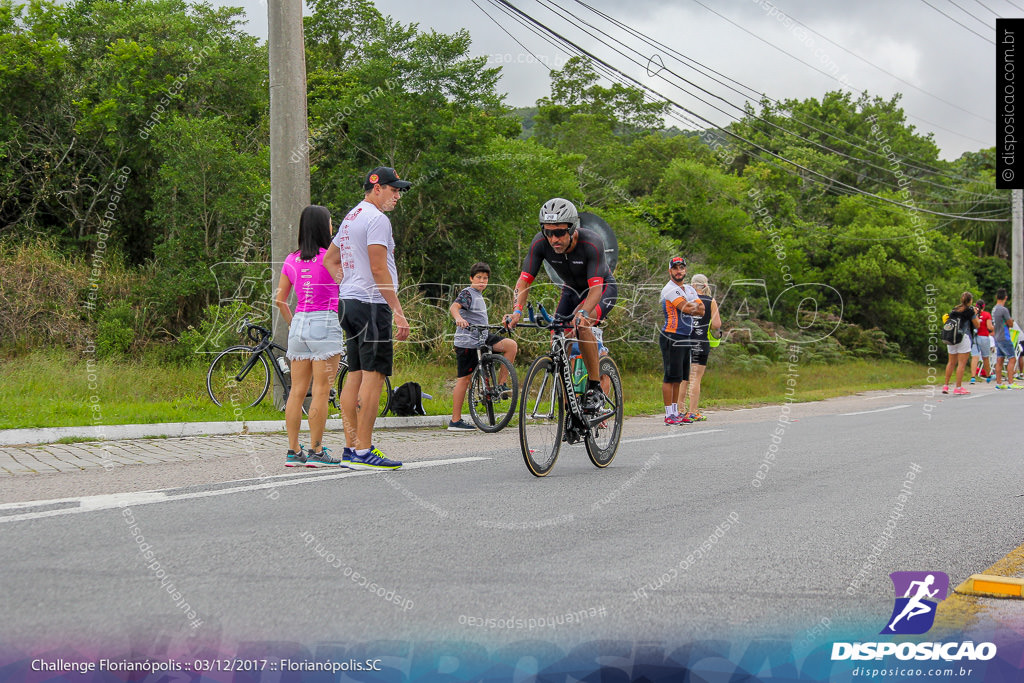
[1014, 190, 1023, 322]
[269, 0, 310, 407]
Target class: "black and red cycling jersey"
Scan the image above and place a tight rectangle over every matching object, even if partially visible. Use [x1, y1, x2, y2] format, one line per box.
[519, 227, 615, 293]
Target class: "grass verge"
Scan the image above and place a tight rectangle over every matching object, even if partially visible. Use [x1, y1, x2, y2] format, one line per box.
[0, 349, 927, 430]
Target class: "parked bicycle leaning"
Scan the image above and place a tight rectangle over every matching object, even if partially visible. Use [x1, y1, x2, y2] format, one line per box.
[274, 204, 345, 467]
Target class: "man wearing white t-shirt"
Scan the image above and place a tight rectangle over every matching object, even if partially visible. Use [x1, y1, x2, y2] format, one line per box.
[659, 256, 704, 425]
[324, 166, 410, 470]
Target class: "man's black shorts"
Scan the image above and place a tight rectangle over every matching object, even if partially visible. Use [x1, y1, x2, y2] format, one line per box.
[338, 299, 393, 375]
[660, 333, 692, 383]
[455, 333, 506, 378]
[554, 281, 618, 321]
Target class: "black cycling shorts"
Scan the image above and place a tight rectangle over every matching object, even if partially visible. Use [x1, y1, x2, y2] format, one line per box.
[338, 299, 393, 376]
[691, 340, 711, 366]
[555, 280, 618, 322]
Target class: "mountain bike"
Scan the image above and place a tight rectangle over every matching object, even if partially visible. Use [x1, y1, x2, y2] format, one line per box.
[516, 304, 623, 477]
[206, 320, 391, 416]
[463, 324, 518, 433]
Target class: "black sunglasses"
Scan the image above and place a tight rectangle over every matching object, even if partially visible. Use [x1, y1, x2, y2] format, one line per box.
[543, 228, 570, 238]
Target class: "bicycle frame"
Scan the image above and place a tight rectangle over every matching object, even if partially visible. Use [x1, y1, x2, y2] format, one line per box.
[521, 313, 610, 434]
[236, 324, 292, 398]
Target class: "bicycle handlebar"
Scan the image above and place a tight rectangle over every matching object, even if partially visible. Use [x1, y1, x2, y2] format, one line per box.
[237, 318, 272, 343]
[464, 323, 510, 331]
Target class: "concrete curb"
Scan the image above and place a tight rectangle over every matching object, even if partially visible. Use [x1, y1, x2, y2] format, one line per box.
[955, 574, 1024, 599]
[0, 415, 449, 446]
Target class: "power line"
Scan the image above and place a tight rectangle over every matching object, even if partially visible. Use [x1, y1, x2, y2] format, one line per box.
[571, 0, 994, 186]
[491, 0, 1007, 222]
[919, 0, 996, 42]
[541, 0, 1003, 204]
[762, 1, 992, 125]
[970, 0, 1001, 18]
[688, 0, 991, 139]
[946, 0, 996, 28]
[469, 0, 556, 74]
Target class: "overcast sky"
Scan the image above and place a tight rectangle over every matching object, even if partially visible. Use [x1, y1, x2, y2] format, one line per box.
[219, 0, 1008, 160]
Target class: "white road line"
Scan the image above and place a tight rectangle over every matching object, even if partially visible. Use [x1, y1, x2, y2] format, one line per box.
[0, 457, 490, 524]
[621, 429, 723, 444]
[840, 404, 911, 416]
[863, 391, 929, 400]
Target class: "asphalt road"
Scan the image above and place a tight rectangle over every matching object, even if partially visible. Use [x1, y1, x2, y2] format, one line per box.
[2, 386, 1022, 667]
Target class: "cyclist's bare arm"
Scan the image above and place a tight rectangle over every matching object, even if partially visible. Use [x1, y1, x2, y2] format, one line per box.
[505, 275, 532, 328]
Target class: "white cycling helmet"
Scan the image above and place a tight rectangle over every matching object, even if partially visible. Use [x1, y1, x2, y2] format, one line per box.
[539, 198, 580, 235]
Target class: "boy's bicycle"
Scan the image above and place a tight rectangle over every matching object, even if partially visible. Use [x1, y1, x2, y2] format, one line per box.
[463, 324, 518, 433]
[206, 320, 391, 417]
[517, 304, 623, 476]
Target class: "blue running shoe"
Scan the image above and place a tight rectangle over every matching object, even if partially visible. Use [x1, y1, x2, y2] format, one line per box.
[285, 448, 306, 467]
[341, 447, 357, 468]
[347, 445, 402, 470]
[305, 446, 343, 467]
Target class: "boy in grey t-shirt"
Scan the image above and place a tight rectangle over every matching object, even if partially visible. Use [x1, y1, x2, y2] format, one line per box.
[447, 262, 518, 430]
[991, 288, 1017, 387]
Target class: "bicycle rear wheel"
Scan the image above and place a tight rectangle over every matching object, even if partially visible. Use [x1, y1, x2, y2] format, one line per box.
[337, 365, 392, 417]
[519, 356, 563, 477]
[207, 346, 271, 409]
[468, 354, 518, 433]
[585, 356, 623, 468]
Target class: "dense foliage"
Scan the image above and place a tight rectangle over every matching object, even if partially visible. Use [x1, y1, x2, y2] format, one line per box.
[0, 0, 1009, 362]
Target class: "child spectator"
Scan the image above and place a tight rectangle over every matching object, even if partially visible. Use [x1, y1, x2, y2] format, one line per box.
[970, 299, 993, 383]
[448, 263, 518, 431]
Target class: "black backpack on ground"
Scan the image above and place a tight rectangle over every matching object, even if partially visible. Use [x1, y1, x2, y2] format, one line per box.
[390, 382, 426, 417]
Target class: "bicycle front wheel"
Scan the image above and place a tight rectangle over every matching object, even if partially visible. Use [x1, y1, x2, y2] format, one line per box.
[337, 365, 393, 417]
[585, 356, 624, 468]
[519, 356, 563, 477]
[207, 346, 271, 409]
[468, 354, 518, 433]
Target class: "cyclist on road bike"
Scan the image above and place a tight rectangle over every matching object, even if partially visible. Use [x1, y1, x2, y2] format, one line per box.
[505, 198, 617, 413]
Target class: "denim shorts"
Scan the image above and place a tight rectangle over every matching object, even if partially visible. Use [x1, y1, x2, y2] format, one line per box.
[971, 337, 991, 358]
[287, 310, 344, 361]
[995, 335, 1015, 359]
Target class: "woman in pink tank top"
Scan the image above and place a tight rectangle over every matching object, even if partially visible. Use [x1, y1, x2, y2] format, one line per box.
[274, 205, 345, 467]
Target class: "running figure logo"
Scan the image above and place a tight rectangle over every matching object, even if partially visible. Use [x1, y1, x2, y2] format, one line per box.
[881, 571, 949, 635]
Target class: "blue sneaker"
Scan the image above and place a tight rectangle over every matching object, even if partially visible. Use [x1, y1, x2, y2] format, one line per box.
[341, 447, 357, 468]
[347, 445, 402, 470]
[305, 446, 343, 468]
[285, 448, 307, 467]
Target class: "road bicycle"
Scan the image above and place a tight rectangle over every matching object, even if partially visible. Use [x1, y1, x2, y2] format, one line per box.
[463, 324, 518, 433]
[516, 304, 623, 476]
[206, 320, 391, 417]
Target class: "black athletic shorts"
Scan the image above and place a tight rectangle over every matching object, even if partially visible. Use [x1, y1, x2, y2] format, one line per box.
[554, 280, 618, 322]
[691, 340, 711, 366]
[338, 299, 393, 376]
[660, 333, 692, 383]
[454, 333, 506, 378]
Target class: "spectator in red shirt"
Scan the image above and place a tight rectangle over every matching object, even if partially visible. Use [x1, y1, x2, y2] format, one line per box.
[970, 299, 994, 383]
